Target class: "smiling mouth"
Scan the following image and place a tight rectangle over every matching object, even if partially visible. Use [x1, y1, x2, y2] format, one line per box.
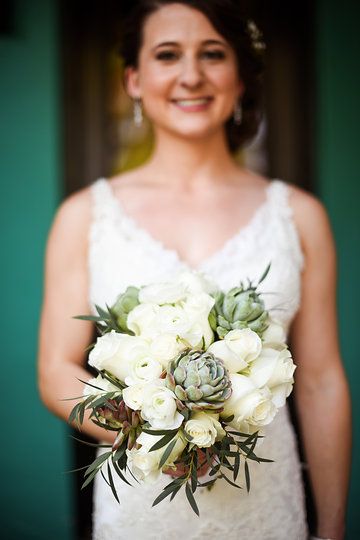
[171, 97, 213, 106]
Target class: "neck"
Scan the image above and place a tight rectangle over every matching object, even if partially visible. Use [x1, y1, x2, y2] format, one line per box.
[145, 127, 241, 190]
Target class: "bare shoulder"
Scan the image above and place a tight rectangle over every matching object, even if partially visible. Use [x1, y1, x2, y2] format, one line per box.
[287, 183, 335, 257]
[47, 185, 93, 258]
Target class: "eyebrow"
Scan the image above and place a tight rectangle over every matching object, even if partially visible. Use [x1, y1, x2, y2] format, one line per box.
[152, 39, 227, 51]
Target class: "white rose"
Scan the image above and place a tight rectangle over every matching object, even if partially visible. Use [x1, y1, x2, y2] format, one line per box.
[270, 383, 294, 408]
[182, 292, 215, 317]
[126, 432, 161, 483]
[262, 319, 287, 346]
[83, 374, 120, 397]
[88, 331, 153, 382]
[184, 412, 225, 447]
[122, 382, 146, 410]
[141, 382, 184, 430]
[155, 305, 192, 336]
[182, 293, 215, 348]
[208, 328, 262, 373]
[221, 373, 277, 432]
[126, 431, 186, 483]
[139, 282, 187, 305]
[249, 347, 296, 406]
[177, 271, 218, 295]
[125, 356, 163, 386]
[150, 334, 186, 367]
[127, 303, 159, 337]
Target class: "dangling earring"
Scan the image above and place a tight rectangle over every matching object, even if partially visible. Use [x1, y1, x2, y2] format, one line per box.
[133, 98, 143, 126]
[233, 101, 242, 125]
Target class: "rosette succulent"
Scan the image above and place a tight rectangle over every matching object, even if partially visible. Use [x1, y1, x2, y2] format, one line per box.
[166, 350, 232, 411]
[211, 286, 269, 339]
[98, 399, 142, 450]
[112, 286, 140, 333]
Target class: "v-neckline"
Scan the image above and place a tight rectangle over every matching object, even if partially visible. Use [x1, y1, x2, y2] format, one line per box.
[100, 177, 276, 272]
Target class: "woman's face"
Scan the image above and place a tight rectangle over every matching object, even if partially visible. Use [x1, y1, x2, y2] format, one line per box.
[126, 3, 243, 141]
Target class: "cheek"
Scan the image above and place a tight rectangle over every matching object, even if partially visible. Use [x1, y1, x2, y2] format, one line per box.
[212, 68, 240, 93]
[139, 64, 176, 96]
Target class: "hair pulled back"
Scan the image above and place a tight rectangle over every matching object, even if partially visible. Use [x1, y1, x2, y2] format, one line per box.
[119, 0, 265, 152]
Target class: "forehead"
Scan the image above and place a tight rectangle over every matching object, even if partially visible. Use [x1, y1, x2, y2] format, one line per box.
[142, 3, 226, 46]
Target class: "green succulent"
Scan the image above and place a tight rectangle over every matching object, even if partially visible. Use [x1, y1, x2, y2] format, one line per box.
[111, 286, 139, 333]
[166, 350, 232, 411]
[211, 285, 269, 339]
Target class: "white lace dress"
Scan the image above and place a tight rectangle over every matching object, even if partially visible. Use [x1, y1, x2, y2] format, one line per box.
[88, 178, 308, 540]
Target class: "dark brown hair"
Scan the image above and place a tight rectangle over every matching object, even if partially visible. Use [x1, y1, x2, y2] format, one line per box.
[120, 0, 265, 151]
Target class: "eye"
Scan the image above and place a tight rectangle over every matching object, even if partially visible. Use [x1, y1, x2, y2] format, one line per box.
[155, 50, 179, 61]
[201, 49, 226, 60]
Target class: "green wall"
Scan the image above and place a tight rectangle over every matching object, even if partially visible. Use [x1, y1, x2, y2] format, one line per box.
[0, 1, 73, 538]
[315, 1, 360, 538]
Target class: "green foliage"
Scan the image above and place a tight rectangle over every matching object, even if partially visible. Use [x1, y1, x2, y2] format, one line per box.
[210, 264, 271, 339]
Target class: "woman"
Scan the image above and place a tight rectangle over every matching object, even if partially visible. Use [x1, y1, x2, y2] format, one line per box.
[38, 1, 351, 539]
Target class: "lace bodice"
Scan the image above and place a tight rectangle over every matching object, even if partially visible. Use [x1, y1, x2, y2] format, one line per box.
[88, 177, 308, 540]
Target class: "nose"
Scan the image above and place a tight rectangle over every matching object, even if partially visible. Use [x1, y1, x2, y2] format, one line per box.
[178, 55, 204, 89]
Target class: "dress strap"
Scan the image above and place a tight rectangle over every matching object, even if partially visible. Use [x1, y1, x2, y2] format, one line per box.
[267, 180, 305, 270]
[90, 178, 117, 220]
[266, 180, 293, 217]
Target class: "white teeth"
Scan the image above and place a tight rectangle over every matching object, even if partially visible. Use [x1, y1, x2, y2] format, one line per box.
[175, 98, 210, 106]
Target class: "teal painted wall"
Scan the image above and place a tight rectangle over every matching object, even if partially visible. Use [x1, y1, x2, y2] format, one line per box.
[0, 1, 73, 539]
[315, 1, 360, 538]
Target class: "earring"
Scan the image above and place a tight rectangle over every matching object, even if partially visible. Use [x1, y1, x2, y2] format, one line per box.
[233, 101, 242, 125]
[133, 98, 143, 126]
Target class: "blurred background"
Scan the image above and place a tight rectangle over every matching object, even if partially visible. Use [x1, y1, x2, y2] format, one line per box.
[0, 0, 359, 538]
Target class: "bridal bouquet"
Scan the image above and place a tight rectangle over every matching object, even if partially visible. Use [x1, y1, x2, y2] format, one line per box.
[69, 266, 295, 515]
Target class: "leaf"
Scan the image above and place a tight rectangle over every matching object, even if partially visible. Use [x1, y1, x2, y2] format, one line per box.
[61, 395, 88, 402]
[227, 430, 257, 438]
[220, 472, 242, 489]
[149, 432, 176, 452]
[113, 445, 126, 462]
[107, 462, 120, 504]
[81, 466, 99, 489]
[101, 371, 126, 390]
[126, 464, 141, 484]
[91, 418, 119, 431]
[244, 460, 250, 492]
[68, 403, 81, 425]
[159, 439, 177, 469]
[257, 263, 271, 285]
[84, 451, 112, 477]
[221, 414, 234, 423]
[197, 478, 217, 488]
[191, 452, 198, 492]
[112, 459, 133, 487]
[152, 481, 181, 507]
[142, 428, 179, 436]
[233, 452, 240, 481]
[70, 435, 112, 449]
[64, 464, 93, 474]
[185, 482, 200, 516]
[95, 304, 112, 319]
[73, 314, 104, 322]
[169, 485, 182, 501]
[105, 304, 122, 331]
[100, 469, 111, 488]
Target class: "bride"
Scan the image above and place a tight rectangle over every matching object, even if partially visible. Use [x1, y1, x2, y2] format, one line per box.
[38, 1, 351, 539]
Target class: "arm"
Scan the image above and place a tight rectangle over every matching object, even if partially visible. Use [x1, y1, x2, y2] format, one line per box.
[37, 189, 115, 445]
[290, 190, 352, 540]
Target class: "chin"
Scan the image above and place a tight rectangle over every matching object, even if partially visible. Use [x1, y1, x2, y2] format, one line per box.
[158, 118, 227, 141]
